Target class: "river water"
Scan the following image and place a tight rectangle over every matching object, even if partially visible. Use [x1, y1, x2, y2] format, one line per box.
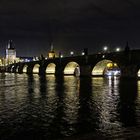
[0, 73, 140, 140]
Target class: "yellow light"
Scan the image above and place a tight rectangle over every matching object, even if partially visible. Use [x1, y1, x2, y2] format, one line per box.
[107, 63, 113, 68]
[46, 63, 56, 74]
[138, 70, 140, 77]
[48, 52, 55, 59]
[33, 64, 40, 73]
[114, 63, 117, 67]
[23, 65, 28, 73]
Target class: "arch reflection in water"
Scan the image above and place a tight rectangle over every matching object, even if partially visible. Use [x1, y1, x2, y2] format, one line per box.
[61, 76, 80, 136]
[41, 75, 58, 127]
[26, 75, 59, 136]
[27, 74, 40, 98]
[91, 77, 121, 134]
[137, 80, 140, 124]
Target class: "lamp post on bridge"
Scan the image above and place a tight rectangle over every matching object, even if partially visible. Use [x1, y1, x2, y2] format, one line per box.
[70, 51, 74, 56]
[81, 48, 88, 64]
[116, 47, 120, 52]
[103, 46, 108, 52]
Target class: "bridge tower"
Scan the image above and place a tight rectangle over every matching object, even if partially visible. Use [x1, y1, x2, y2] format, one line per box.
[6, 40, 16, 65]
[48, 43, 56, 59]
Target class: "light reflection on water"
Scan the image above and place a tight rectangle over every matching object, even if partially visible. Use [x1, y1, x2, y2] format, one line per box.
[91, 77, 121, 136]
[0, 73, 140, 139]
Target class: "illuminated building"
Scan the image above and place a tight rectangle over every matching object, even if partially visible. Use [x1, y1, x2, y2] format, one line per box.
[48, 43, 55, 59]
[6, 40, 16, 64]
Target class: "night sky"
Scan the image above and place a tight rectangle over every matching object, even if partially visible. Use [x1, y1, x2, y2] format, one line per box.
[0, 0, 140, 57]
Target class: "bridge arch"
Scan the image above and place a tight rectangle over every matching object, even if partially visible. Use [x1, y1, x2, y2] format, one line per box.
[92, 59, 120, 76]
[64, 61, 80, 75]
[46, 63, 56, 74]
[22, 65, 28, 73]
[137, 69, 140, 77]
[32, 64, 40, 74]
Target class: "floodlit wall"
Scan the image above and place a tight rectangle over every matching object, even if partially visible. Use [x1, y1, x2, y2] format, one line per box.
[92, 60, 112, 76]
[46, 63, 56, 74]
[64, 62, 79, 75]
[33, 64, 40, 74]
[23, 65, 28, 73]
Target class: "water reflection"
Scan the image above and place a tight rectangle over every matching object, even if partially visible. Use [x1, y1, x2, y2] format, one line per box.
[0, 74, 140, 139]
[78, 77, 95, 134]
[91, 77, 121, 136]
[61, 76, 80, 136]
[136, 80, 140, 125]
[119, 78, 137, 127]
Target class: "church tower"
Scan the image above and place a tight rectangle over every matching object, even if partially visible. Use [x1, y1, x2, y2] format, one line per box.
[48, 43, 55, 59]
[6, 40, 16, 64]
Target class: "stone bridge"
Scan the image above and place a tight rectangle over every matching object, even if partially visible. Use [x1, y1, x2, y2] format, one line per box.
[3, 50, 140, 78]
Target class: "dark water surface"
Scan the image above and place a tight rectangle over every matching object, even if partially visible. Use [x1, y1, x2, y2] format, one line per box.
[0, 73, 140, 139]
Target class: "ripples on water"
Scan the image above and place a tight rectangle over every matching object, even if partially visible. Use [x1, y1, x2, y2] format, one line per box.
[0, 73, 140, 139]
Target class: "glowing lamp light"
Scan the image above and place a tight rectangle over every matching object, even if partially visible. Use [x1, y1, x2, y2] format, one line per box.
[70, 51, 74, 55]
[116, 48, 120, 52]
[107, 63, 113, 68]
[60, 55, 63, 58]
[82, 52, 85, 56]
[102, 55, 105, 58]
[103, 46, 108, 51]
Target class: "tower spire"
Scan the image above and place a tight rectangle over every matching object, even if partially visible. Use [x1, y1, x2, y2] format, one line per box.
[48, 42, 55, 59]
[8, 40, 14, 49]
[125, 41, 130, 52]
[6, 40, 16, 64]
[51, 42, 54, 51]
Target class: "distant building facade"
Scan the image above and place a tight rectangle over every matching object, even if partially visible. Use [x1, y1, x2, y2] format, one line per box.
[6, 40, 18, 64]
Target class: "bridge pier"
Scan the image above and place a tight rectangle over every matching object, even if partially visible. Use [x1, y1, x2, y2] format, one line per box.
[55, 67, 64, 76]
[27, 66, 33, 74]
[80, 65, 92, 76]
[121, 65, 138, 78]
[39, 66, 46, 75]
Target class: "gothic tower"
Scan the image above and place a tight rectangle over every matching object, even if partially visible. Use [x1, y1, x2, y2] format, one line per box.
[48, 43, 55, 59]
[6, 40, 16, 64]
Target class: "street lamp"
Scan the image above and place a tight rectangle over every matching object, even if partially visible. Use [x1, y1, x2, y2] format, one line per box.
[103, 46, 108, 51]
[82, 52, 85, 56]
[116, 48, 120, 52]
[70, 51, 74, 56]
